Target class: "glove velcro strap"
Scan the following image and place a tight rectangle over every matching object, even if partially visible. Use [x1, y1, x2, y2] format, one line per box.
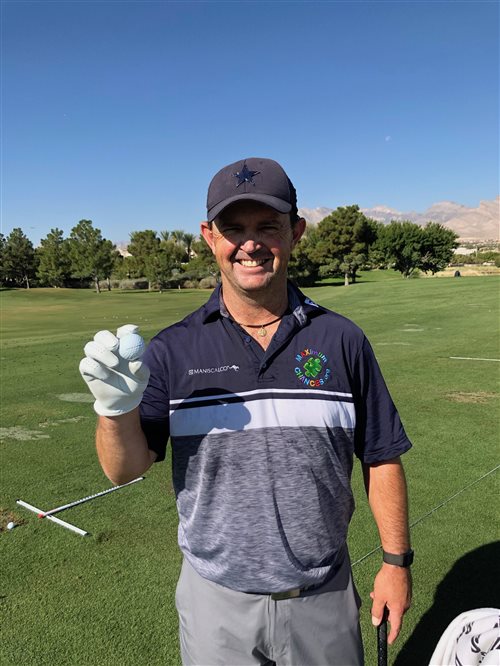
[93, 398, 142, 417]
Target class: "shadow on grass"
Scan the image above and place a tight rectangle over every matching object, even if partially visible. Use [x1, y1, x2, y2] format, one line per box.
[110, 289, 212, 296]
[298, 272, 397, 288]
[296, 281, 346, 288]
[395, 541, 500, 666]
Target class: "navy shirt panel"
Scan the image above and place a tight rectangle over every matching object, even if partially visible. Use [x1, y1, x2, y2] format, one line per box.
[140, 284, 411, 464]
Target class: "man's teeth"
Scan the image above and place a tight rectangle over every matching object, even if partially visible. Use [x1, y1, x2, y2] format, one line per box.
[239, 259, 267, 267]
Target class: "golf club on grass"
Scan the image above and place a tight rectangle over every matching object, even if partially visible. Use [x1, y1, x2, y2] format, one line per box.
[17, 476, 145, 537]
[37, 476, 145, 517]
[377, 606, 388, 666]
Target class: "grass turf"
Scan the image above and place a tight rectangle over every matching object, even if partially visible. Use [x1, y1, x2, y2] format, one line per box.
[1, 272, 499, 665]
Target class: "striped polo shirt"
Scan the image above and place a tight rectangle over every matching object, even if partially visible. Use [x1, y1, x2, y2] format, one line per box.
[140, 282, 411, 593]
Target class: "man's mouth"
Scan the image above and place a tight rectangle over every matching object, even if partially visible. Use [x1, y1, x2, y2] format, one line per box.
[236, 258, 270, 267]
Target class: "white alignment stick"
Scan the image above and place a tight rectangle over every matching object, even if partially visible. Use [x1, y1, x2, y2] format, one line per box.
[39, 476, 145, 518]
[16, 499, 88, 536]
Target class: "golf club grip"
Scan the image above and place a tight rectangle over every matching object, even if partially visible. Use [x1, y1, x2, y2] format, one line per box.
[377, 608, 388, 666]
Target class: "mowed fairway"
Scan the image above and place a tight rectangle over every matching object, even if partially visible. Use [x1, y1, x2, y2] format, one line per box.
[1, 273, 499, 666]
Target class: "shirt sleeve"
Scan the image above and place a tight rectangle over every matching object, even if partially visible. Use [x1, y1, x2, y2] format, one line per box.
[353, 336, 412, 463]
[139, 335, 170, 462]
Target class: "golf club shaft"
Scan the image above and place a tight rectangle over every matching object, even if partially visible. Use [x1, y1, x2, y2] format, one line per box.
[17, 499, 88, 536]
[377, 607, 388, 666]
[40, 476, 144, 517]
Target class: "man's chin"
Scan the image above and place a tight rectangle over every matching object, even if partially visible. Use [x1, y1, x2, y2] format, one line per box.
[231, 267, 273, 289]
[221, 276, 270, 297]
[238, 278, 272, 293]
[221, 265, 288, 296]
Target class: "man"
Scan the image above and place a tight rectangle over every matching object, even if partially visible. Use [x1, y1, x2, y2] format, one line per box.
[80, 157, 413, 665]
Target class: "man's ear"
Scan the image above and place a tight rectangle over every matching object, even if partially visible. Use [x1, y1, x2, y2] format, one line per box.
[200, 221, 216, 255]
[291, 217, 306, 250]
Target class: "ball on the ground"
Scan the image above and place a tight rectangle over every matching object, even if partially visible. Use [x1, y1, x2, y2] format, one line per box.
[7, 522, 15, 530]
[119, 333, 146, 361]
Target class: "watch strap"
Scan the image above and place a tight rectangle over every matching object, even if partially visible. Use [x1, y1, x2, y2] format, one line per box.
[382, 549, 414, 567]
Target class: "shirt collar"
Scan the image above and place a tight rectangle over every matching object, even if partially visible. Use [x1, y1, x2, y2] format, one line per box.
[201, 281, 325, 325]
[201, 284, 224, 323]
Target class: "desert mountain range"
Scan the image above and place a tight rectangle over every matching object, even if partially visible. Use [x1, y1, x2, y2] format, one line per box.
[298, 196, 499, 241]
[116, 197, 499, 253]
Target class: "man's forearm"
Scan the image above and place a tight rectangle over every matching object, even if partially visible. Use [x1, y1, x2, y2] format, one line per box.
[362, 457, 412, 643]
[96, 407, 157, 485]
[363, 457, 410, 552]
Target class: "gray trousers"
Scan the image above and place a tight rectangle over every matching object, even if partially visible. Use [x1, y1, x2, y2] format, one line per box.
[175, 551, 364, 666]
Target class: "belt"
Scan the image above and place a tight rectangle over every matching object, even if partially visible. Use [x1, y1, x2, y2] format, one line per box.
[249, 582, 320, 601]
[245, 547, 346, 600]
[270, 588, 304, 601]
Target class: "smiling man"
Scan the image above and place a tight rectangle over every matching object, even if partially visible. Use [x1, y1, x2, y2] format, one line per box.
[80, 157, 413, 666]
[200, 163, 305, 348]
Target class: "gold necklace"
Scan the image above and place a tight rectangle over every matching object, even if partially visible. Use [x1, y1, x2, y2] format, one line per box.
[235, 314, 284, 337]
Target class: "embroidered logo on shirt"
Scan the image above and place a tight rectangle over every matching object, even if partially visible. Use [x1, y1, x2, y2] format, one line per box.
[294, 348, 331, 387]
[188, 364, 240, 376]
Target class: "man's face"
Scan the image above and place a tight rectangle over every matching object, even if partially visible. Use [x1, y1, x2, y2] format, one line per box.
[201, 201, 305, 298]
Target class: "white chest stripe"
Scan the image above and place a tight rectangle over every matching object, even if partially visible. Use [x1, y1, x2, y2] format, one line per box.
[169, 398, 356, 436]
[169, 387, 353, 406]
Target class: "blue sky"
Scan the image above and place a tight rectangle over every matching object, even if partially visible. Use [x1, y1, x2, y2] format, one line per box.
[2, 1, 498, 245]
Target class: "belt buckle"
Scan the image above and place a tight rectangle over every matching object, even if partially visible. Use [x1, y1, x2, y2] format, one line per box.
[270, 588, 301, 601]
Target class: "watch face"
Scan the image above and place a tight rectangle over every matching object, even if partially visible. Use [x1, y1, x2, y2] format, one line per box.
[401, 551, 414, 566]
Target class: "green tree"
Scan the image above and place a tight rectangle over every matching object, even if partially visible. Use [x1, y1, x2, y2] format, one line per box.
[337, 253, 367, 286]
[112, 254, 135, 280]
[478, 250, 500, 263]
[0, 234, 6, 286]
[170, 229, 186, 245]
[68, 220, 116, 293]
[420, 223, 459, 274]
[99, 239, 120, 291]
[185, 238, 219, 279]
[169, 230, 194, 262]
[377, 221, 425, 278]
[3, 228, 37, 288]
[145, 240, 186, 290]
[127, 230, 160, 287]
[366, 222, 388, 268]
[183, 233, 195, 260]
[36, 228, 71, 287]
[376, 220, 459, 278]
[288, 226, 321, 286]
[312, 205, 377, 285]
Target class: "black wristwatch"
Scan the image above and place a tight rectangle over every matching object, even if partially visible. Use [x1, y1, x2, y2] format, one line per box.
[382, 549, 414, 567]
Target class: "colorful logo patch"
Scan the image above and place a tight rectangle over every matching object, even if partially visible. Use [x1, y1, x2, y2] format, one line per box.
[294, 348, 331, 388]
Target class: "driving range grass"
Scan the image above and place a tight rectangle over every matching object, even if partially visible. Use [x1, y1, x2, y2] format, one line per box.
[1, 272, 499, 665]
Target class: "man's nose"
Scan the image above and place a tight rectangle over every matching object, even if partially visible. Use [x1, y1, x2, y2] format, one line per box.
[239, 237, 261, 253]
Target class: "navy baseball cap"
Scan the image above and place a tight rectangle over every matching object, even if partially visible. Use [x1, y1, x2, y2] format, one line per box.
[206, 157, 297, 222]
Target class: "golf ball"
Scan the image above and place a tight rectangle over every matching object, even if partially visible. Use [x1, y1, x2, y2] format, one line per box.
[119, 333, 146, 361]
[7, 522, 15, 530]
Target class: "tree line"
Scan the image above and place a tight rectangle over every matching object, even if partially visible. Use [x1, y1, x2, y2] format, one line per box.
[1, 206, 461, 291]
[0, 221, 216, 292]
[290, 205, 460, 285]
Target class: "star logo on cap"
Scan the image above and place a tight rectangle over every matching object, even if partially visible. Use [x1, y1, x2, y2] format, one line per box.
[233, 164, 260, 187]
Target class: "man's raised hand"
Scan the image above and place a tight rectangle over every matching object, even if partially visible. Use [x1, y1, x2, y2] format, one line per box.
[79, 325, 150, 417]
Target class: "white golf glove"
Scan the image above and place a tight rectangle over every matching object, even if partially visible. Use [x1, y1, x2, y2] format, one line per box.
[79, 324, 150, 417]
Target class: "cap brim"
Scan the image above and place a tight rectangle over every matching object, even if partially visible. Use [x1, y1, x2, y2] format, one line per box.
[207, 194, 292, 222]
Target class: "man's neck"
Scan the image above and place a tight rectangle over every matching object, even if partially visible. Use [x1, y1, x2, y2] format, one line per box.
[221, 281, 289, 326]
